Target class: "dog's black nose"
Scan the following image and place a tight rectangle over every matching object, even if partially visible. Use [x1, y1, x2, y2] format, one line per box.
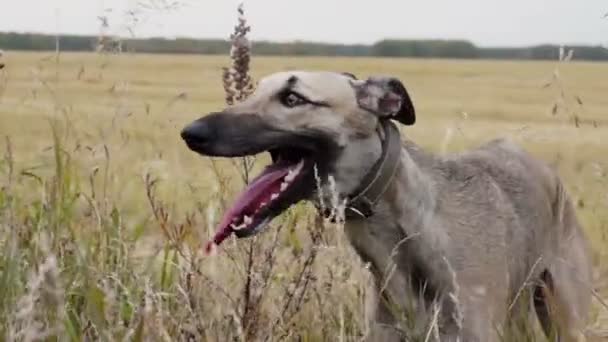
[181, 119, 213, 143]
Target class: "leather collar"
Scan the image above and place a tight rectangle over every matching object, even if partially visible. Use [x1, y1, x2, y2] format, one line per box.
[344, 119, 402, 219]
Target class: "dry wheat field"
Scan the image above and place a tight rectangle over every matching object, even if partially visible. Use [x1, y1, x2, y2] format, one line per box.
[0, 51, 607, 341]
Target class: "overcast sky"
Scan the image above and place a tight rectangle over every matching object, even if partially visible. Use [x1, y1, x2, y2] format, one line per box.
[1, 0, 606, 47]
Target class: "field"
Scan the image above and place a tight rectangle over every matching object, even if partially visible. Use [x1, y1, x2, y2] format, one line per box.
[0, 51, 607, 341]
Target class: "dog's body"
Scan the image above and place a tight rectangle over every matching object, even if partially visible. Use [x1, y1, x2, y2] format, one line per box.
[346, 136, 591, 341]
[181, 71, 592, 341]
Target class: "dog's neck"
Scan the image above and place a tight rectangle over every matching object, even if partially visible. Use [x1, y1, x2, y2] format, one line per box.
[378, 139, 438, 229]
[340, 121, 403, 218]
[333, 122, 437, 225]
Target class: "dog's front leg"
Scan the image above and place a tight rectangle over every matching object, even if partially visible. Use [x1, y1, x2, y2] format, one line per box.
[367, 324, 405, 342]
[422, 254, 464, 339]
[401, 235, 464, 339]
[366, 293, 407, 342]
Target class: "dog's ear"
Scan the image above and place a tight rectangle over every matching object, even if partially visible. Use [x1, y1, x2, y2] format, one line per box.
[352, 76, 415, 125]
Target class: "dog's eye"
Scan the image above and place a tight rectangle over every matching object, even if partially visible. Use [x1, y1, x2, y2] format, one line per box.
[280, 91, 307, 108]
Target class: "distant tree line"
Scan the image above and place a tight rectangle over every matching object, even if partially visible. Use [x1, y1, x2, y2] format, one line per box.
[1, 32, 607, 61]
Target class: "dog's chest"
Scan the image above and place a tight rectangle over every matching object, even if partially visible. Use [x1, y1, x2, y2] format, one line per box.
[343, 219, 415, 293]
[344, 219, 400, 265]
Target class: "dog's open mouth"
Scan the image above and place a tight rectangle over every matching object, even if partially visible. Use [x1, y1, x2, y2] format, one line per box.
[180, 113, 339, 253]
[208, 147, 315, 250]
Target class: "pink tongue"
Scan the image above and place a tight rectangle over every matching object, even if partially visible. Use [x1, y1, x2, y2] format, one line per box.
[206, 166, 290, 252]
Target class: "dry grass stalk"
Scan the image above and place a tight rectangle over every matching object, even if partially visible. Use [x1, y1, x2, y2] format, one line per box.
[222, 4, 255, 106]
[0, 50, 6, 99]
[96, 13, 122, 54]
[220, 4, 257, 185]
[543, 46, 592, 128]
[10, 234, 65, 341]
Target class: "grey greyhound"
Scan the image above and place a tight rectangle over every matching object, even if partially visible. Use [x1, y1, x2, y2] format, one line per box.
[181, 71, 592, 341]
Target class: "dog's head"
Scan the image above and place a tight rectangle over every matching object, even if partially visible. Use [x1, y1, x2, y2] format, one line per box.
[181, 71, 414, 244]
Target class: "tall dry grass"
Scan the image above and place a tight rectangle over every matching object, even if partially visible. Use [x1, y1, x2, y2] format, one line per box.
[0, 7, 607, 342]
[0, 5, 374, 342]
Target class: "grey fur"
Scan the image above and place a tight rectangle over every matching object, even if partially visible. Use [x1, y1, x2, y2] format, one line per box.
[349, 138, 592, 341]
[182, 71, 592, 341]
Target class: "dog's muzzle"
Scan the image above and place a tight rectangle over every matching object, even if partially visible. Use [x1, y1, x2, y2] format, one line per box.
[181, 117, 213, 146]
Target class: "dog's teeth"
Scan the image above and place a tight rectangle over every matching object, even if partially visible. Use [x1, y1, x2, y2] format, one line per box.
[285, 170, 297, 182]
[260, 202, 268, 208]
[295, 159, 304, 171]
[280, 182, 288, 192]
[270, 193, 279, 201]
[243, 215, 253, 225]
[231, 222, 245, 230]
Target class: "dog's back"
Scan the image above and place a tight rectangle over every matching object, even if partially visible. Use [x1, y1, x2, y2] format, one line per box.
[409, 138, 592, 340]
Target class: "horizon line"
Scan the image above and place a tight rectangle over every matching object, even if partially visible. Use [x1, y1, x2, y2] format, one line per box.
[1, 30, 606, 50]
